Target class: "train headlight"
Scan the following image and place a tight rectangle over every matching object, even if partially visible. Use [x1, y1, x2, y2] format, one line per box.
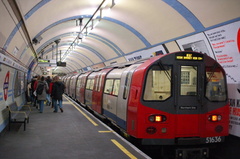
[148, 115, 166, 122]
[208, 114, 222, 122]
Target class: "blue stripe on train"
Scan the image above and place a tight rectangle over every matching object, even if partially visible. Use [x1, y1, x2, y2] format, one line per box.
[103, 109, 127, 130]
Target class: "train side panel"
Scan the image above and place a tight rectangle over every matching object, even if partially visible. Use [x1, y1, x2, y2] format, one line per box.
[65, 75, 73, 96]
[75, 75, 81, 103]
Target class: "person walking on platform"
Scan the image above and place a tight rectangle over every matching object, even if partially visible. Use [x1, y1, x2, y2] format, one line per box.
[36, 76, 49, 113]
[45, 76, 52, 106]
[33, 75, 40, 107]
[48, 76, 56, 108]
[51, 76, 65, 113]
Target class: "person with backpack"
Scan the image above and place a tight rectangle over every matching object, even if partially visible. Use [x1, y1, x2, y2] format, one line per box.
[36, 76, 49, 113]
[51, 76, 65, 113]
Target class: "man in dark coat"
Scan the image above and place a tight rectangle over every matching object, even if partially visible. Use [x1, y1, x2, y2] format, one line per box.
[51, 76, 65, 113]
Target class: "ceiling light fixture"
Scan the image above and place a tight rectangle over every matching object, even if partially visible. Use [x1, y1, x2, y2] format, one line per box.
[59, 0, 118, 67]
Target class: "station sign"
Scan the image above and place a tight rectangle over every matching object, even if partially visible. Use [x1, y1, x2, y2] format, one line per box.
[38, 59, 57, 67]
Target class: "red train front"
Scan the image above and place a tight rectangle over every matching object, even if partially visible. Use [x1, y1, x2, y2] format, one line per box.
[127, 52, 229, 150]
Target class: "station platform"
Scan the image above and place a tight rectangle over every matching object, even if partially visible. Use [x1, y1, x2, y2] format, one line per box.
[0, 95, 150, 159]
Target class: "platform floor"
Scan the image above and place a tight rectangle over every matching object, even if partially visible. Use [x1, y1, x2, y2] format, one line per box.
[0, 96, 150, 159]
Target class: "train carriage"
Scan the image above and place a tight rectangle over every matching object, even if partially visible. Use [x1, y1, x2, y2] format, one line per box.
[76, 71, 92, 105]
[126, 51, 229, 147]
[68, 51, 229, 158]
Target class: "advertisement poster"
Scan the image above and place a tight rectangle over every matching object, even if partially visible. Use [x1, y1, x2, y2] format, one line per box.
[205, 21, 240, 83]
[205, 21, 240, 137]
[176, 32, 215, 58]
[228, 83, 240, 137]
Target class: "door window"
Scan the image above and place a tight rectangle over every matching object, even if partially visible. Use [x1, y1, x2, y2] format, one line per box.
[180, 66, 197, 95]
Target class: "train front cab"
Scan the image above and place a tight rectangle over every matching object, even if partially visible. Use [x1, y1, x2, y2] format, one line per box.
[127, 52, 229, 150]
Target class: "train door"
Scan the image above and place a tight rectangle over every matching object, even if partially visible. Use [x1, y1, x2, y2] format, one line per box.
[116, 65, 139, 130]
[85, 72, 97, 108]
[92, 68, 113, 114]
[174, 62, 203, 136]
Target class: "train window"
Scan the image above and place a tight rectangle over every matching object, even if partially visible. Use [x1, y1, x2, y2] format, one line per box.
[205, 66, 227, 101]
[86, 79, 94, 90]
[180, 66, 197, 95]
[112, 79, 120, 96]
[95, 76, 100, 91]
[123, 72, 132, 99]
[143, 65, 171, 101]
[77, 78, 80, 87]
[104, 79, 114, 94]
[98, 74, 103, 92]
[79, 78, 84, 88]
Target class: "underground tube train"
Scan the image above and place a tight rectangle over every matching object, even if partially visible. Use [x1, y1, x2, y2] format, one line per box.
[63, 51, 229, 157]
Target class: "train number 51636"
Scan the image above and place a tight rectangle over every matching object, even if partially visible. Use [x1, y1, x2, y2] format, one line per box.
[205, 136, 222, 143]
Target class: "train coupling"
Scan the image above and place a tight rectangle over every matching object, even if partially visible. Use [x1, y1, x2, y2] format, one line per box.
[175, 147, 209, 159]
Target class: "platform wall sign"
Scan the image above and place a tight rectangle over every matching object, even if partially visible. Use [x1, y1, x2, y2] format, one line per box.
[0, 53, 28, 72]
[125, 45, 167, 62]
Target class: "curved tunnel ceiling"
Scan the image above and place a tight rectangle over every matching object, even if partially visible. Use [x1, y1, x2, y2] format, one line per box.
[2, 0, 240, 75]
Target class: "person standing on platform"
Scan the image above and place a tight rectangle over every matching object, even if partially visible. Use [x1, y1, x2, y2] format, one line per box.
[36, 76, 49, 113]
[30, 76, 37, 105]
[51, 76, 65, 113]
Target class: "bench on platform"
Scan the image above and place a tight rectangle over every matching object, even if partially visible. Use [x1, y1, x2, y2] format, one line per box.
[7, 102, 31, 131]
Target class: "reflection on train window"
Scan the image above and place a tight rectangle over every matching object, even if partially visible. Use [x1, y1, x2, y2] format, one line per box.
[112, 79, 120, 96]
[143, 65, 171, 101]
[95, 76, 100, 91]
[98, 74, 103, 92]
[205, 66, 227, 101]
[86, 79, 94, 90]
[77, 78, 80, 88]
[80, 78, 85, 88]
[104, 79, 114, 94]
[104, 79, 120, 96]
[181, 66, 197, 95]
[123, 72, 132, 99]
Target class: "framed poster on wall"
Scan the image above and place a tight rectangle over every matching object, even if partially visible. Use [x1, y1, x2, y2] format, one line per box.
[176, 32, 215, 58]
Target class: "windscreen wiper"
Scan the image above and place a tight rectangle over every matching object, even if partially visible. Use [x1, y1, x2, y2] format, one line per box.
[158, 60, 171, 82]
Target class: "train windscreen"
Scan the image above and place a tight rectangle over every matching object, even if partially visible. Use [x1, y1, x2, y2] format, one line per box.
[143, 65, 171, 101]
[205, 66, 227, 101]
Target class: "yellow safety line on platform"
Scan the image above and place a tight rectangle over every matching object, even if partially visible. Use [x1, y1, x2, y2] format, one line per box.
[111, 139, 137, 159]
[98, 130, 113, 133]
[65, 97, 98, 126]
